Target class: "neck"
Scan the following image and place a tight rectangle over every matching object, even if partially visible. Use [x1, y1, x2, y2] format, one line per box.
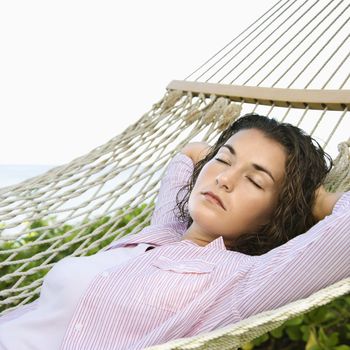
[181, 224, 216, 247]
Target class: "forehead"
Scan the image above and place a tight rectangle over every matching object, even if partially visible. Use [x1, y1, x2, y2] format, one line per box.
[222, 129, 286, 180]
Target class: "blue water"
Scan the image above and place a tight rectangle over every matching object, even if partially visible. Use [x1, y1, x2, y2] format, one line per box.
[0, 164, 56, 188]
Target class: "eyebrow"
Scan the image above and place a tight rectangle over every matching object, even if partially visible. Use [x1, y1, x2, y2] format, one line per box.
[222, 144, 276, 183]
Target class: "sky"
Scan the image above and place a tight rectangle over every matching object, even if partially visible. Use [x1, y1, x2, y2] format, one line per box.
[0, 0, 277, 165]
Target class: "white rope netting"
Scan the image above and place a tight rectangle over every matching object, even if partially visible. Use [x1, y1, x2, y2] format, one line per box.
[1, 0, 349, 348]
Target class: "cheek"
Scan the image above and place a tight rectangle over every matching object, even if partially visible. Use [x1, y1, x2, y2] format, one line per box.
[190, 168, 210, 199]
[188, 190, 199, 218]
[195, 168, 209, 185]
[250, 196, 279, 224]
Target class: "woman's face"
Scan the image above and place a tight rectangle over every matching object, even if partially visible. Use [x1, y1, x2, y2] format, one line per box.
[188, 128, 287, 247]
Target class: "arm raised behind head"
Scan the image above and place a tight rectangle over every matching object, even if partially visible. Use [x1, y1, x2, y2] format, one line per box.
[180, 142, 211, 165]
[234, 190, 350, 320]
[149, 142, 210, 230]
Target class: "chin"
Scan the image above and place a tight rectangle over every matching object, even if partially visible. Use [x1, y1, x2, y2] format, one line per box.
[190, 210, 225, 234]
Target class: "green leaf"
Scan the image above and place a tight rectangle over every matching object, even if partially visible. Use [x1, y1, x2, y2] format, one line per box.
[306, 329, 318, 350]
[286, 325, 302, 341]
[308, 307, 328, 323]
[285, 315, 304, 326]
[301, 324, 311, 342]
[241, 342, 254, 350]
[251, 333, 269, 346]
[318, 327, 339, 347]
[326, 332, 340, 347]
[309, 346, 322, 350]
[270, 326, 284, 339]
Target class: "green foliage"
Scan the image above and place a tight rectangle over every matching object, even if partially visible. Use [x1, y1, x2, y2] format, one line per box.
[0, 204, 150, 313]
[242, 295, 350, 349]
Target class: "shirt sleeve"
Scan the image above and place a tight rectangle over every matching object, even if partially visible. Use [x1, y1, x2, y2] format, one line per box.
[150, 153, 194, 233]
[234, 191, 350, 320]
[0, 300, 39, 324]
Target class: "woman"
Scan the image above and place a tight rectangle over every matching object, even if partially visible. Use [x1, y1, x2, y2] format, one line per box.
[0, 114, 349, 350]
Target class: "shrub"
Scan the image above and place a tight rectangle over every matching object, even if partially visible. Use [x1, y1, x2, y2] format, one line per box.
[242, 294, 350, 349]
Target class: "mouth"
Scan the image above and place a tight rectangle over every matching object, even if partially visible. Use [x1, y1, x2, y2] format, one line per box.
[201, 191, 226, 210]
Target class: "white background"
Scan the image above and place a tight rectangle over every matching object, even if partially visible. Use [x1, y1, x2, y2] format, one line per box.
[0, 0, 276, 165]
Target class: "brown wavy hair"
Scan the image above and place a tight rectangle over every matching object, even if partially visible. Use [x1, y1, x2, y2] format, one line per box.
[175, 114, 333, 255]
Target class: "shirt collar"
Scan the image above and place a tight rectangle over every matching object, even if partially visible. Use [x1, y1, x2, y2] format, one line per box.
[104, 225, 180, 250]
[180, 236, 227, 251]
[105, 225, 227, 252]
[205, 236, 227, 250]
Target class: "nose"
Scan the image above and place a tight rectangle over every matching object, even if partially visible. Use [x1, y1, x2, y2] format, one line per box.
[215, 168, 238, 192]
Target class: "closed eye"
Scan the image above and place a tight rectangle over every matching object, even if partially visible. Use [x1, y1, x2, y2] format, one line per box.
[247, 177, 263, 189]
[215, 158, 264, 189]
[215, 157, 230, 165]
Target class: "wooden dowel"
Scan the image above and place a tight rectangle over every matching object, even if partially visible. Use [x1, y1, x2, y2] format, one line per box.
[167, 80, 350, 111]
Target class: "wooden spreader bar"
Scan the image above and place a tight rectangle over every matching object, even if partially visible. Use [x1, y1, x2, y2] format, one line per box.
[167, 80, 350, 111]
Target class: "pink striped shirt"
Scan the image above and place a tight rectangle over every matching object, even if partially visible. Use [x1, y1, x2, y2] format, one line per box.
[1, 154, 349, 349]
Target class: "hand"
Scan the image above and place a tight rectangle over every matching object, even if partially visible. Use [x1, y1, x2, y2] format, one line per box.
[312, 186, 327, 221]
[312, 185, 344, 221]
[181, 142, 211, 165]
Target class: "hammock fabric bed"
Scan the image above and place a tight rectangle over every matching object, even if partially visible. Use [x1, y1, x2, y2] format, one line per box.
[1, 0, 349, 349]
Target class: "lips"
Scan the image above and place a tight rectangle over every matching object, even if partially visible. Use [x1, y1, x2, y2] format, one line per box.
[202, 191, 226, 210]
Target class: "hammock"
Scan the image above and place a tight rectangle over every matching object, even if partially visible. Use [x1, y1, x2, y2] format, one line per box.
[1, 0, 349, 348]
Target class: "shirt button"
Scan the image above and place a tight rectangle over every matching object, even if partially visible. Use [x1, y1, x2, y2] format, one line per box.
[101, 271, 109, 278]
[75, 323, 83, 331]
